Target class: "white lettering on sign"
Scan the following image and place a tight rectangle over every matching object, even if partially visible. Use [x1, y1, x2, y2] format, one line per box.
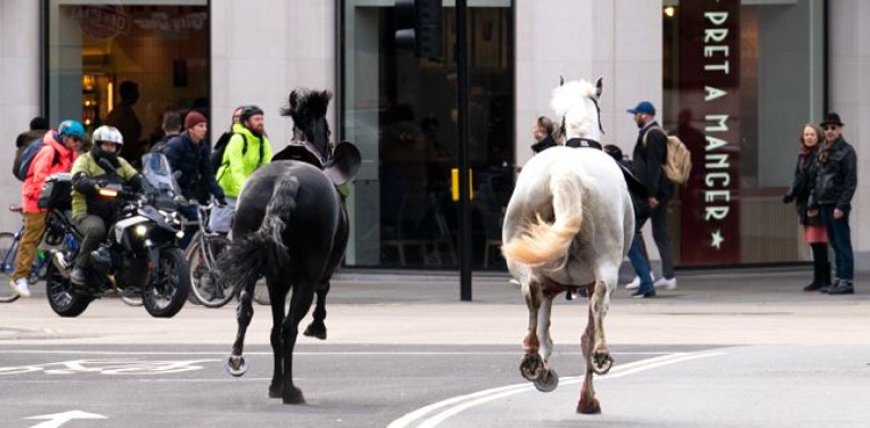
[704, 12, 731, 74]
[134, 12, 208, 32]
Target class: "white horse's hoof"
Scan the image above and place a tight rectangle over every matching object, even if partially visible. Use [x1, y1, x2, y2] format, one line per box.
[534, 368, 559, 392]
[225, 355, 247, 377]
[592, 353, 613, 375]
[519, 353, 545, 381]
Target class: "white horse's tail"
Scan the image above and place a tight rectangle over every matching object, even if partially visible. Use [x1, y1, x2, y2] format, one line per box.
[502, 163, 583, 266]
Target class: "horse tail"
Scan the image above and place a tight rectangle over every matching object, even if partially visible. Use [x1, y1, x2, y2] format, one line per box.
[220, 176, 300, 290]
[502, 162, 584, 266]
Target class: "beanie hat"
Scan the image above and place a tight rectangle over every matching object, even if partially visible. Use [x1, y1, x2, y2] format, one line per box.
[185, 111, 208, 129]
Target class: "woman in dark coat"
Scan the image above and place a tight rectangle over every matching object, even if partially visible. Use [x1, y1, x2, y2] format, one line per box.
[783, 124, 829, 292]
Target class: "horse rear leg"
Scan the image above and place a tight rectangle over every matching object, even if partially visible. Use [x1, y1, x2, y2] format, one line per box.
[519, 278, 545, 381]
[280, 282, 316, 404]
[268, 277, 289, 399]
[303, 281, 329, 340]
[226, 278, 257, 377]
[577, 292, 601, 414]
[589, 271, 616, 374]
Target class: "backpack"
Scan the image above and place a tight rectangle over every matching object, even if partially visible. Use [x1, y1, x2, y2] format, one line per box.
[150, 135, 173, 155]
[210, 131, 262, 174]
[14, 139, 59, 182]
[644, 126, 692, 185]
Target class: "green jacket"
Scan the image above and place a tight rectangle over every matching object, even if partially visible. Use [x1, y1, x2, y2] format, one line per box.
[71, 153, 138, 220]
[216, 123, 272, 197]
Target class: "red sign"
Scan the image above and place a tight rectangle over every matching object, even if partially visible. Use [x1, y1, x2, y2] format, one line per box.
[677, 0, 741, 264]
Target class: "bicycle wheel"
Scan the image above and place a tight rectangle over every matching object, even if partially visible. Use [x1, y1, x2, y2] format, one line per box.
[189, 235, 235, 308]
[0, 232, 21, 303]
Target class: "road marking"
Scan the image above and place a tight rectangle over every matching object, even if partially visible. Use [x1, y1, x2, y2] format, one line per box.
[388, 351, 724, 428]
[25, 410, 106, 428]
[0, 359, 217, 376]
[0, 349, 678, 356]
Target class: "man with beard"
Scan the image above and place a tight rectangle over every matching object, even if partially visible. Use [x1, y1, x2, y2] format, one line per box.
[626, 100, 677, 293]
[211, 105, 273, 233]
[69, 126, 147, 286]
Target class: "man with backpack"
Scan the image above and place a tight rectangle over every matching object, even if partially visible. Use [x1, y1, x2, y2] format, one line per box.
[626, 101, 678, 291]
[162, 111, 226, 248]
[10, 120, 84, 297]
[211, 105, 272, 233]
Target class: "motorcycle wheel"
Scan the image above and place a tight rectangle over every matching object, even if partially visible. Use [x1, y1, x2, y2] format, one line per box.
[143, 247, 190, 318]
[45, 262, 92, 317]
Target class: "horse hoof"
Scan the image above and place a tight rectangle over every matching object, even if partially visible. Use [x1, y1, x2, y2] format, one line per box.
[577, 397, 601, 414]
[592, 353, 613, 375]
[225, 355, 247, 377]
[268, 384, 283, 399]
[303, 322, 327, 340]
[519, 353, 545, 381]
[533, 368, 559, 393]
[283, 387, 306, 405]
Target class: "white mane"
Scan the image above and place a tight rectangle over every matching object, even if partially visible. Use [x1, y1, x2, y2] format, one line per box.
[550, 80, 601, 142]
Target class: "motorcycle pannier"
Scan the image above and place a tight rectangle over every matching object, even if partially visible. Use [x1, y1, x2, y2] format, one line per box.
[37, 173, 73, 210]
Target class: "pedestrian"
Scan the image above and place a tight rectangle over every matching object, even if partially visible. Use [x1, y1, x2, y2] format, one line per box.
[13, 117, 50, 178]
[69, 126, 147, 286]
[211, 105, 272, 233]
[605, 144, 655, 298]
[105, 80, 143, 164]
[163, 111, 227, 248]
[149, 110, 183, 154]
[531, 116, 557, 154]
[782, 124, 830, 292]
[9, 120, 84, 297]
[810, 113, 856, 295]
[626, 101, 676, 290]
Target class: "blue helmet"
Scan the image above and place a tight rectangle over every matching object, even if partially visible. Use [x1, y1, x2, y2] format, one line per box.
[57, 120, 86, 139]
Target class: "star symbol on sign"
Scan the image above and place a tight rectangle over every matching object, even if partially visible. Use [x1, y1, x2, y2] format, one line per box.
[711, 229, 724, 250]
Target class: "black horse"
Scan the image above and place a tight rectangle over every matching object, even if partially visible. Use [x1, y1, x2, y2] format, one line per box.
[221, 89, 358, 404]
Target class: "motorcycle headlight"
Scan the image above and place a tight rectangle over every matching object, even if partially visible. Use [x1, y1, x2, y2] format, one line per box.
[175, 230, 185, 239]
[134, 224, 148, 237]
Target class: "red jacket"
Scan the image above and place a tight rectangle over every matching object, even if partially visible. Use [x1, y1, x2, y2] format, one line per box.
[22, 131, 78, 213]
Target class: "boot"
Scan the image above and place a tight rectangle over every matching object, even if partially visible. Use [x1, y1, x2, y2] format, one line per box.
[827, 279, 854, 295]
[803, 259, 824, 292]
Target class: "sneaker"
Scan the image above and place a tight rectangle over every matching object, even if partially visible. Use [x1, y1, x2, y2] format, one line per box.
[631, 288, 656, 298]
[827, 280, 854, 295]
[70, 266, 87, 286]
[625, 273, 655, 290]
[9, 278, 31, 298]
[654, 276, 677, 290]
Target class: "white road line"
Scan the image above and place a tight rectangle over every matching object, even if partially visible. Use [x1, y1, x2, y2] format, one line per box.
[0, 350, 678, 356]
[389, 351, 724, 428]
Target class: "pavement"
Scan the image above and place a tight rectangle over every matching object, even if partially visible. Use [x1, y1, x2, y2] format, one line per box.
[3, 266, 869, 347]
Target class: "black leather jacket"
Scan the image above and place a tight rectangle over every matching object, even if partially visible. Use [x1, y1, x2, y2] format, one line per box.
[810, 137, 856, 211]
[785, 148, 823, 226]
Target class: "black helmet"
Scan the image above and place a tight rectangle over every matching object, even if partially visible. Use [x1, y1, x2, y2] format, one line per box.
[239, 105, 264, 122]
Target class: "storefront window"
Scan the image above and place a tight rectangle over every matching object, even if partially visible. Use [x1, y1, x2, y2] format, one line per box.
[663, 0, 824, 265]
[46, 1, 209, 160]
[340, 0, 514, 269]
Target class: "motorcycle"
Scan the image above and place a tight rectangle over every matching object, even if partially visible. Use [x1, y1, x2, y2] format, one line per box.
[45, 153, 191, 318]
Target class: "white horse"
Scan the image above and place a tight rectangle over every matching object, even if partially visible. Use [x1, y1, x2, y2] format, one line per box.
[502, 78, 634, 414]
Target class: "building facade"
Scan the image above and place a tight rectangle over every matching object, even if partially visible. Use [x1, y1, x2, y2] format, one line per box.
[0, 0, 867, 270]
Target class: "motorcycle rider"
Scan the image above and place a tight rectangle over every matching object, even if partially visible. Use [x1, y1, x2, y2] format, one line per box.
[70, 126, 147, 286]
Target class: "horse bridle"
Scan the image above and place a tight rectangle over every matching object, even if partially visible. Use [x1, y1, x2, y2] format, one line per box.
[559, 95, 605, 147]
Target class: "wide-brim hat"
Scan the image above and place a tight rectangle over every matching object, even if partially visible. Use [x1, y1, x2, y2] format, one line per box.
[820, 112, 845, 127]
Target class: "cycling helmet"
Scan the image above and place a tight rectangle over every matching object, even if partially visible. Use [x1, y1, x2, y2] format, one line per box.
[91, 125, 124, 146]
[239, 105, 264, 122]
[57, 120, 86, 139]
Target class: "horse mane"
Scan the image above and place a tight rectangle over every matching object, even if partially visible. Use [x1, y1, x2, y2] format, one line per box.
[281, 89, 333, 159]
[550, 80, 598, 141]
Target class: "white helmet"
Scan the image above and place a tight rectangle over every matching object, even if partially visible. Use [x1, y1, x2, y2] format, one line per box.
[92, 125, 124, 146]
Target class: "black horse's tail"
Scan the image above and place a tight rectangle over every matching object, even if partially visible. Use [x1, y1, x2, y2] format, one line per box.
[220, 176, 300, 294]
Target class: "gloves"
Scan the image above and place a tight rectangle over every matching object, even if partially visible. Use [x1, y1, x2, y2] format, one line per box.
[72, 172, 99, 196]
[782, 193, 794, 204]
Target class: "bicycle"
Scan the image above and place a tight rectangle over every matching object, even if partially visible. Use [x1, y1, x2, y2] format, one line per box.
[185, 202, 269, 307]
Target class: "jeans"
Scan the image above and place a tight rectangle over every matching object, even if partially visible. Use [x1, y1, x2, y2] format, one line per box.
[628, 232, 655, 293]
[820, 205, 853, 281]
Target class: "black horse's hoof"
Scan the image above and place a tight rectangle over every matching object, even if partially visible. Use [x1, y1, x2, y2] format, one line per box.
[283, 386, 306, 405]
[303, 321, 327, 340]
[268, 383, 283, 399]
[225, 355, 247, 377]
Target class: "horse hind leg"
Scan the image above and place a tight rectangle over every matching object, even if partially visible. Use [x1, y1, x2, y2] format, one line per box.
[267, 277, 289, 399]
[533, 291, 559, 393]
[303, 282, 329, 340]
[589, 273, 616, 375]
[280, 280, 316, 405]
[226, 278, 257, 377]
[577, 285, 601, 414]
[519, 278, 545, 381]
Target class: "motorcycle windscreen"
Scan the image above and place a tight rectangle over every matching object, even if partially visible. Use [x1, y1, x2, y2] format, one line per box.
[141, 153, 182, 199]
